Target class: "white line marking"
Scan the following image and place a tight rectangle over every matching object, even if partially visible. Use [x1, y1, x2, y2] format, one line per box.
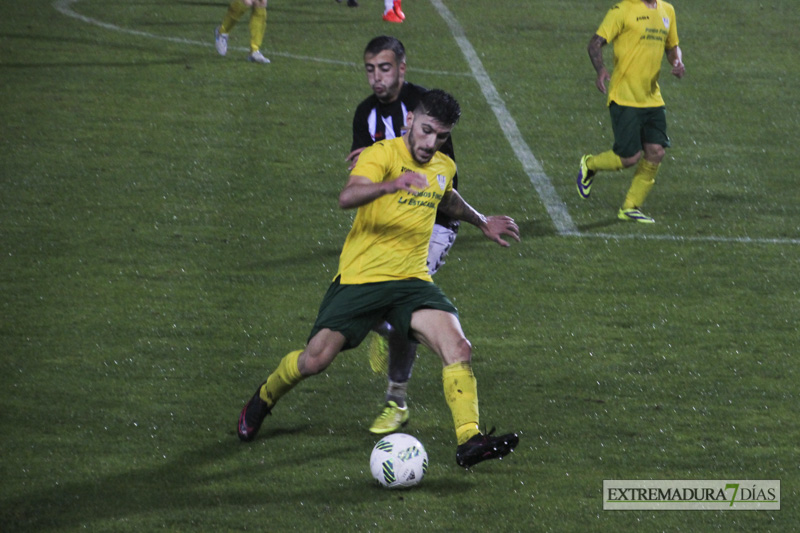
[52, 0, 471, 77]
[571, 232, 800, 245]
[429, 0, 578, 236]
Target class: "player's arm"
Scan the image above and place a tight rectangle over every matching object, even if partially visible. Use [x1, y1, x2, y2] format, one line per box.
[666, 45, 685, 78]
[338, 173, 428, 210]
[587, 34, 610, 94]
[438, 189, 520, 247]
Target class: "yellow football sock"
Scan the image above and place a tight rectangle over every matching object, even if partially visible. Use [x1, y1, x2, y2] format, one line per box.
[221, 0, 248, 34]
[442, 362, 480, 445]
[260, 350, 303, 408]
[588, 150, 624, 172]
[249, 6, 267, 52]
[622, 159, 659, 209]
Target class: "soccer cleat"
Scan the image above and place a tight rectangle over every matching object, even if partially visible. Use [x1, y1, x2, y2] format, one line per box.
[456, 429, 519, 468]
[214, 27, 228, 57]
[576, 154, 595, 199]
[382, 9, 404, 23]
[617, 208, 655, 224]
[393, 0, 405, 20]
[248, 50, 270, 64]
[237, 382, 272, 442]
[368, 332, 389, 374]
[369, 401, 410, 435]
[348, 0, 358, 6]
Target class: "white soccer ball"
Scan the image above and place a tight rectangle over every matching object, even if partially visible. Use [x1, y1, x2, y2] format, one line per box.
[369, 433, 428, 489]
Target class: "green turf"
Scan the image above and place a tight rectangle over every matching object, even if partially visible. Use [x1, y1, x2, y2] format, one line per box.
[2, 0, 798, 531]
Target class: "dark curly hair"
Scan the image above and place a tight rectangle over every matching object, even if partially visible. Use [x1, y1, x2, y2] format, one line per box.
[415, 89, 461, 127]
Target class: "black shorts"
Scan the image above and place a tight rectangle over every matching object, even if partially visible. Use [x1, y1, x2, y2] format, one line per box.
[309, 277, 458, 350]
[609, 102, 670, 158]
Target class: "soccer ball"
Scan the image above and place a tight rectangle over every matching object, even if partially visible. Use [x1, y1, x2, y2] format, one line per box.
[369, 433, 428, 488]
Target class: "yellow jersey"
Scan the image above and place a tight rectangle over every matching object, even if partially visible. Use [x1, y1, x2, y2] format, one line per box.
[337, 137, 456, 284]
[597, 0, 680, 107]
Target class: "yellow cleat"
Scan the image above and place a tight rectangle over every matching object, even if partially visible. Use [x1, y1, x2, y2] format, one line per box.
[369, 401, 410, 435]
[577, 154, 595, 199]
[368, 332, 389, 374]
[617, 208, 655, 223]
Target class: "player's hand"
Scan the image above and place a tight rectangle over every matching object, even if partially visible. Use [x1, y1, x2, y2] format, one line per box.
[671, 59, 685, 79]
[345, 147, 366, 170]
[481, 215, 520, 247]
[595, 70, 610, 94]
[390, 172, 428, 195]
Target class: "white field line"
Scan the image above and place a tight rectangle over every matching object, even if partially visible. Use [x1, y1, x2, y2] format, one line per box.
[571, 232, 800, 245]
[428, 0, 578, 236]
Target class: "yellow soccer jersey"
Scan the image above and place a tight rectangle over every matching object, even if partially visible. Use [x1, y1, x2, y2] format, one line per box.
[337, 137, 456, 284]
[597, 0, 679, 108]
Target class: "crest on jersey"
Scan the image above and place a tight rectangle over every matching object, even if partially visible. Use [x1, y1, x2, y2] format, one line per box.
[436, 174, 447, 191]
[662, 17, 670, 29]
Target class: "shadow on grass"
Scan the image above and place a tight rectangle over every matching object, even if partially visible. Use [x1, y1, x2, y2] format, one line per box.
[2, 418, 475, 531]
[0, 427, 343, 531]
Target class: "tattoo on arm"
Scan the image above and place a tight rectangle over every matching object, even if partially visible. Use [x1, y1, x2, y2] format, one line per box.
[588, 34, 607, 73]
[439, 190, 485, 227]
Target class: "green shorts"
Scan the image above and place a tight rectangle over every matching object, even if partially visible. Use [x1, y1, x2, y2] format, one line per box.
[609, 102, 670, 158]
[308, 277, 459, 350]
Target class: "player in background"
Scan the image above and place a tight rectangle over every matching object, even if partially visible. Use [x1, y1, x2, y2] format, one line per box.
[382, 0, 405, 23]
[237, 90, 520, 468]
[577, 0, 685, 223]
[214, 0, 270, 64]
[348, 36, 460, 435]
[335, 0, 404, 22]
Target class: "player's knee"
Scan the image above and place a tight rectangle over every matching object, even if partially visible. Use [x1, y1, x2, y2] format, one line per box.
[452, 337, 473, 363]
[298, 348, 335, 376]
[645, 144, 665, 163]
[621, 152, 642, 168]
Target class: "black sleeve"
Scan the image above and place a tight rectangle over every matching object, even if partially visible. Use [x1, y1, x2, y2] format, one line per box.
[351, 100, 374, 152]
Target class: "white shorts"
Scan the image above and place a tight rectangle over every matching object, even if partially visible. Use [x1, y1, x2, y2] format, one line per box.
[427, 223, 457, 275]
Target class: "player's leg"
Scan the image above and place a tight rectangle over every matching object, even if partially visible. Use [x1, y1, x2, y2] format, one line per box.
[219, 0, 249, 36]
[246, 0, 269, 64]
[369, 223, 457, 434]
[577, 103, 637, 199]
[215, 0, 250, 56]
[237, 329, 347, 442]
[369, 328, 415, 434]
[382, 0, 403, 23]
[238, 279, 379, 441]
[410, 307, 519, 467]
[393, 0, 405, 20]
[619, 107, 669, 223]
[368, 321, 391, 374]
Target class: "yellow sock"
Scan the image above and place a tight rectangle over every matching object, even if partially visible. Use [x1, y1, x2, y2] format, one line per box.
[588, 150, 624, 172]
[442, 362, 480, 445]
[221, 0, 248, 34]
[249, 6, 267, 52]
[260, 350, 303, 408]
[622, 159, 659, 209]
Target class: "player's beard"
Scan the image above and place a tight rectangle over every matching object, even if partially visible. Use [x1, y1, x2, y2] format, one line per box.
[407, 128, 435, 165]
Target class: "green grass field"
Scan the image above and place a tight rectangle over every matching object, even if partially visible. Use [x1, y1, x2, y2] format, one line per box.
[2, 0, 798, 530]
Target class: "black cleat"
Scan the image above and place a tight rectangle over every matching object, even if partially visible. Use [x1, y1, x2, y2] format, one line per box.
[237, 382, 271, 442]
[456, 429, 519, 468]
